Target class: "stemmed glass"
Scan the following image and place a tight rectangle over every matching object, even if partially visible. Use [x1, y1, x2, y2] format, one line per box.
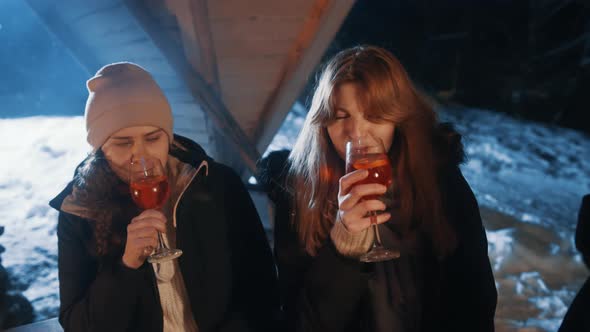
[345, 135, 400, 262]
[129, 156, 183, 263]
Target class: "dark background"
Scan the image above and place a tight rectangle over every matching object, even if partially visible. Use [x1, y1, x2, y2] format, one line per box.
[301, 0, 590, 135]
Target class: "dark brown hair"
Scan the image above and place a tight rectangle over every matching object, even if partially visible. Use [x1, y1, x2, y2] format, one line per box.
[72, 149, 136, 257]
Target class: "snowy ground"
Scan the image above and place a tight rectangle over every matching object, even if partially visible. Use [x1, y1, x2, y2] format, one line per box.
[440, 107, 590, 331]
[1, 105, 589, 330]
[0, 116, 88, 319]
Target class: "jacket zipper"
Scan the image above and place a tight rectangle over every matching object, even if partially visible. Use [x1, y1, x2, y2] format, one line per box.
[149, 160, 208, 328]
[172, 160, 208, 228]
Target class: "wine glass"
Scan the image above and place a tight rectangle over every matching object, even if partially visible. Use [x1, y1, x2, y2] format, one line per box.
[345, 135, 400, 262]
[129, 156, 183, 263]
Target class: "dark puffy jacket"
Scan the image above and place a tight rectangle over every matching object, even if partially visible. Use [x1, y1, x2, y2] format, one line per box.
[50, 135, 281, 332]
[257, 135, 497, 332]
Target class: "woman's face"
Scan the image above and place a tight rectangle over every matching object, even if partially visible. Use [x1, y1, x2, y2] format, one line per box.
[101, 126, 170, 182]
[327, 83, 395, 160]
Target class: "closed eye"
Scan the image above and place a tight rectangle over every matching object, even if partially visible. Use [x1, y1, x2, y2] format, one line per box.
[334, 110, 349, 120]
[145, 130, 164, 142]
[114, 140, 133, 147]
[146, 134, 162, 142]
[365, 114, 386, 123]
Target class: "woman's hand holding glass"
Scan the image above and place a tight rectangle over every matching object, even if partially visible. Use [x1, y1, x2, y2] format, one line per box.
[122, 210, 167, 269]
[337, 170, 391, 233]
[342, 135, 400, 262]
[129, 156, 183, 263]
[123, 210, 166, 269]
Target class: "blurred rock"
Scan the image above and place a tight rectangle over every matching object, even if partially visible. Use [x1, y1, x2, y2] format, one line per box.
[0, 293, 35, 329]
[0, 230, 34, 329]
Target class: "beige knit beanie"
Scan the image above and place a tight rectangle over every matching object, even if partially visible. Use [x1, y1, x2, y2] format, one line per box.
[84, 62, 174, 149]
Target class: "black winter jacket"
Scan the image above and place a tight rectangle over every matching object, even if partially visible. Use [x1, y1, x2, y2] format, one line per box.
[258, 149, 497, 332]
[50, 135, 280, 332]
[558, 194, 590, 332]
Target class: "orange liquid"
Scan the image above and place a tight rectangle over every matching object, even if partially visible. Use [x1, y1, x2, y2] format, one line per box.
[130, 175, 170, 210]
[347, 153, 392, 200]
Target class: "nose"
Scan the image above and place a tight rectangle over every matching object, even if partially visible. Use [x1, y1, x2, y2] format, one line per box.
[347, 117, 368, 139]
[130, 141, 147, 161]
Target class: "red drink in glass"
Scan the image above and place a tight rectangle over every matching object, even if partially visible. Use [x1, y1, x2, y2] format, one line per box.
[345, 136, 399, 262]
[347, 152, 392, 200]
[130, 175, 170, 210]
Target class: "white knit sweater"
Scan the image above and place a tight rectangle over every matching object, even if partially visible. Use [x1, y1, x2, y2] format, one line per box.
[330, 218, 375, 258]
[151, 159, 199, 332]
[151, 224, 199, 332]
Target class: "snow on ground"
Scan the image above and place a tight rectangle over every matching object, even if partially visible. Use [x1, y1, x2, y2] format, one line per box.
[437, 106, 590, 330]
[1, 105, 589, 330]
[0, 116, 88, 319]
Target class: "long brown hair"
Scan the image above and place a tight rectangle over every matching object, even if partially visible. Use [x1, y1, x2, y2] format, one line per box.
[289, 45, 457, 258]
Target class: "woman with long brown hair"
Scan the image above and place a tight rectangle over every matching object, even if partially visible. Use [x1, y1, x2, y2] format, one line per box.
[258, 45, 497, 331]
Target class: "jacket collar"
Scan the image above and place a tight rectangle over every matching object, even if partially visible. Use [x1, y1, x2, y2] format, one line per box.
[49, 134, 211, 219]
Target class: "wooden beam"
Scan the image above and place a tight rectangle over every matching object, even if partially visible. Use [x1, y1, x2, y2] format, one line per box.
[164, 0, 221, 92]
[125, 0, 260, 173]
[253, 0, 355, 152]
[5, 317, 63, 332]
[208, 0, 313, 18]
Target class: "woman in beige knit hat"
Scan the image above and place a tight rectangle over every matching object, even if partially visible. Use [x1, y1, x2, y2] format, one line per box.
[257, 46, 497, 331]
[50, 62, 280, 332]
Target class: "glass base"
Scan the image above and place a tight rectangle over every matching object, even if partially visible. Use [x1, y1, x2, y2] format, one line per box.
[359, 246, 400, 262]
[147, 248, 183, 263]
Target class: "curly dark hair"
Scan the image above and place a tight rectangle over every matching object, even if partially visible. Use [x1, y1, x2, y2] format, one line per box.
[72, 149, 139, 257]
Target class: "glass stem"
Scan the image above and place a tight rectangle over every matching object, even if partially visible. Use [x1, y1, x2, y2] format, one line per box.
[371, 211, 384, 248]
[157, 231, 167, 250]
